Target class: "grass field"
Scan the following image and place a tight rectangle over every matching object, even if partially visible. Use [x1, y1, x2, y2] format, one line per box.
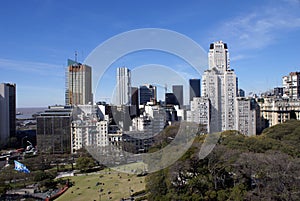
[111, 162, 148, 174]
[56, 168, 146, 201]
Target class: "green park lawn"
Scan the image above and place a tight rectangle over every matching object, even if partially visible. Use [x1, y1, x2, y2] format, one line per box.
[56, 167, 146, 201]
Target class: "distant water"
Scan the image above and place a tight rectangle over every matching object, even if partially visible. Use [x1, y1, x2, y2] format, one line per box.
[16, 107, 47, 119]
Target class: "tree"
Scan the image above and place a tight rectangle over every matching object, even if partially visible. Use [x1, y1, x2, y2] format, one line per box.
[146, 169, 168, 201]
[76, 156, 95, 172]
[234, 151, 300, 200]
[145, 120, 300, 201]
[33, 170, 55, 182]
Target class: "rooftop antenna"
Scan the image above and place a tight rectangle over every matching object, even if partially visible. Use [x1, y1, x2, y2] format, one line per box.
[75, 51, 78, 63]
[165, 83, 167, 94]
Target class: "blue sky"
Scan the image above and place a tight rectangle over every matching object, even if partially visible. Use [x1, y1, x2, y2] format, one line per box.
[1, 0, 300, 107]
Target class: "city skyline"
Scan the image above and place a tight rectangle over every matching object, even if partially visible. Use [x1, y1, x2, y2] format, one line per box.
[1, 0, 300, 107]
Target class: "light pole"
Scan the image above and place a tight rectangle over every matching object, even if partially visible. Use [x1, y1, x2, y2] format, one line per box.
[27, 140, 32, 146]
[129, 186, 132, 199]
[26, 140, 33, 151]
[98, 192, 104, 201]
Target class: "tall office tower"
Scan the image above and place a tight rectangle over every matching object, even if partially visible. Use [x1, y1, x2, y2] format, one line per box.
[65, 59, 92, 105]
[139, 84, 157, 105]
[238, 89, 245, 97]
[116, 67, 131, 105]
[172, 85, 183, 107]
[282, 72, 300, 99]
[0, 83, 16, 147]
[131, 87, 139, 117]
[202, 41, 237, 133]
[189, 79, 200, 102]
[165, 93, 178, 105]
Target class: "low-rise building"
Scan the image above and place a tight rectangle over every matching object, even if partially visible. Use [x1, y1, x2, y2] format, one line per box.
[258, 97, 300, 127]
[36, 106, 72, 154]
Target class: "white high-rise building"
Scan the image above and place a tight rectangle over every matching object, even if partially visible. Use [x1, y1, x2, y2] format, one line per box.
[186, 97, 210, 134]
[96, 121, 109, 147]
[202, 41, 237, 133]
[71, 120, 109, 153]
[202, 69, 220, 133]
[71, 105, 109, 153]
[235, 97, 256, 136]
[208, 41, 230, 73]
[223, 70, 237, 131]
[116, 67, 131, 105]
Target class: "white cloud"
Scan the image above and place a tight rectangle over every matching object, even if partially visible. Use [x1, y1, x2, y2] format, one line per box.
[212, 2, 300, 51]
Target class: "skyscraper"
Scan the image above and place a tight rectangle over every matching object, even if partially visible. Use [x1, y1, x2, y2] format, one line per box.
[165, 93, 178, 105]
[131, 87, 139, 117]
[189, 79, 200, 102]
[238, 89, 245, 97]
[208, 42, 230, 72]
[139, 84, 156, 105]
[116, 67, 131, 105]
[202, 41, 237, 133]
[65, 59, 92, 105]
[172, 85, 183, 107]
[0, 83, 16, 147]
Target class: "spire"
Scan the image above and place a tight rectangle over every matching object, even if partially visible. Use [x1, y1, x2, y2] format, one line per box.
[75, 51, 78, 63]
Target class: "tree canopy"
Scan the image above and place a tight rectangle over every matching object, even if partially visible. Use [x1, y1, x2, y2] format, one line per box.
[146, 120, 300, 200]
